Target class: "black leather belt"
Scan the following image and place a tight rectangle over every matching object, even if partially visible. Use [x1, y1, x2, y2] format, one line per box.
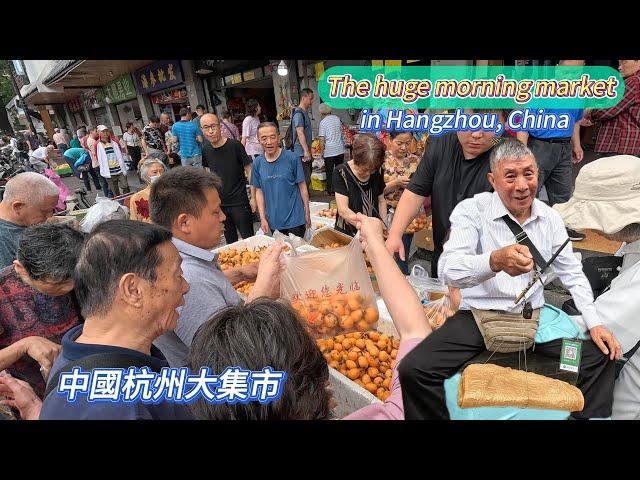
[530, 135, 571, 144]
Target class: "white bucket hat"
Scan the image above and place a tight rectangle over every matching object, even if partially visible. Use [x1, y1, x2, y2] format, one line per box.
[553, 155, 640, 234]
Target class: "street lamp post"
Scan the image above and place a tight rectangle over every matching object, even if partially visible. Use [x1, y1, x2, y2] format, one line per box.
[3, 70, 37, 134]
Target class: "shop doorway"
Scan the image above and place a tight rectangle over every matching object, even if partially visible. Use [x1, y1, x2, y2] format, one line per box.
[223, 77, 277, 134]
[151, 86, 190, 123]
[116, 100, 144, 131]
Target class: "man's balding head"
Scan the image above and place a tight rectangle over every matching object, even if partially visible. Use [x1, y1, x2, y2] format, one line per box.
[0, 172, 59, 226]
[200, 113, 221, 143]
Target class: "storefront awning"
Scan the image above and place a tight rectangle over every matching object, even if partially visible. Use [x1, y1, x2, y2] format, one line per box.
[45, 60, 154, 89]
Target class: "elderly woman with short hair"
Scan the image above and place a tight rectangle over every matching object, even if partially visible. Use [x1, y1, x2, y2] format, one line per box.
[129, 156, 168, 222]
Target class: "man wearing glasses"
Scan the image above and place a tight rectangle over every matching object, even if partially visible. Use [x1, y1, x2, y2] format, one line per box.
[585, 60, 640, 159]
[200, 113, 255, 243]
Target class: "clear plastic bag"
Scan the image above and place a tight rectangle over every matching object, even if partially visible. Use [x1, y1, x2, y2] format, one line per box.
[407, 265, 455, 330]
[79, 199, 129, 233]
[407, 264, 447, 302]
[273, 229, 307, 251]
[281, 234, 379, 338]
[423, 296, 455, 330]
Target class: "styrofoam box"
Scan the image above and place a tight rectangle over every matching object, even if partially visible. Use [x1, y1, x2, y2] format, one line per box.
[309, 201, 330, 216]
[213, 234, 320, 257]
[211, 234, 276, 254]
[310, 215, 336, 229]
[329, 299, 399, 418]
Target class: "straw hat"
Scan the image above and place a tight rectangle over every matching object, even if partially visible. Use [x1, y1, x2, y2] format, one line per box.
[553, 155, 640, 234]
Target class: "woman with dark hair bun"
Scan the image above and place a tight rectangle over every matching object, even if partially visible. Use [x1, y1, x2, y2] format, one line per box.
[332, 133, 387, 237]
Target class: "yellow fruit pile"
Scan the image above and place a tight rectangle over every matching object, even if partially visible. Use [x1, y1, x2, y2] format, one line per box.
[233, 280, 255, 296]
[317, 331, 400, 401]
[217, 245, 289, 271]
[318, 242, 343, 249]
[291, 290, 379, 338]
[405, 214, 431, 234]
[423, 301, 456, 330]
[318, 209, 337, 219]
[217, 246, 267, 271]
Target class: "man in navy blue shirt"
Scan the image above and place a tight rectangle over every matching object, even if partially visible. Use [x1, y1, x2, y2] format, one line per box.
[39, 220, 193, 420]
[253, 122, 310, 238]
[516, 59, 586, 241]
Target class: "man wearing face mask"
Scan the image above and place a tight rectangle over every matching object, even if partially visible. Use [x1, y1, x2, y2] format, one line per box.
[200, 113, 255, 243]
[129, 155, 168, 223]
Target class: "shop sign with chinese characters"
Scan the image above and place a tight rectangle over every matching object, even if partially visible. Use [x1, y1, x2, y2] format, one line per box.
[134, 60, 184, 95]
[104, 74, 137, 103]
[150, 87, 188, 104]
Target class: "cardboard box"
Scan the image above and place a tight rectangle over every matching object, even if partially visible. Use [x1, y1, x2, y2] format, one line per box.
[309, 227, 352, 249]
[413, 227, 434, 251]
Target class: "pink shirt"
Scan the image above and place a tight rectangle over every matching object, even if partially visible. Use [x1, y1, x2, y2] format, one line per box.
[221, 120, 240, 141]
[242, 115, 263, 156]
[343, 337, 422, 420]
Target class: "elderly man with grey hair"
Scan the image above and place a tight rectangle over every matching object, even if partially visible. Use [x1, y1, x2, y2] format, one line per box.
[554, 154, 640, 419]
[0, 172, 59, 269]
[398, 137, 618, 420]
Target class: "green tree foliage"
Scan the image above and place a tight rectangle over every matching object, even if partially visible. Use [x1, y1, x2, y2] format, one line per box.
[0, 60, 16, 106]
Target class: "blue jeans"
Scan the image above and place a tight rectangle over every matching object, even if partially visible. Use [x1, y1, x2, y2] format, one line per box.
[395, 232, 414, 275]
[181, 154, 202, 168]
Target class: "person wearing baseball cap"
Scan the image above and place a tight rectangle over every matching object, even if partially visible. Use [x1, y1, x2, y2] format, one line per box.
[554, 154, 640, 419]
[93, 125, 130, 197]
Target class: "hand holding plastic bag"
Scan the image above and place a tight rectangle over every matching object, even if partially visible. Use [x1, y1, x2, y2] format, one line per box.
[407, 265, 460, 330]
[281, 235, 379, 338]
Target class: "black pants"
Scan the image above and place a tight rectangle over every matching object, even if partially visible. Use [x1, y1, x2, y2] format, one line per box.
[324, 153, 344, 194]
[527, 137, 573, 206]
[300, 157, 312, 190]
[277, 224, 306, 238]
[82, 164, 102, 192]
[222, 202, 255, 244]
[128, 146, 142, 170]
[399, 310, 616, 420]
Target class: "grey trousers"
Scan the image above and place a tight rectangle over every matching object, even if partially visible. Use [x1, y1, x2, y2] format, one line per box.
[527, 137, 573, 206]
[613, 351, 640, 419]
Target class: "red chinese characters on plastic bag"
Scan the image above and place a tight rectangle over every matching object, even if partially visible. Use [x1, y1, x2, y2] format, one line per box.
[281, 236, 379, 338]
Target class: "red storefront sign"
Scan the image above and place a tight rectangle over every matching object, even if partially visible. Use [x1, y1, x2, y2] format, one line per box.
[150, 87, 188, 104]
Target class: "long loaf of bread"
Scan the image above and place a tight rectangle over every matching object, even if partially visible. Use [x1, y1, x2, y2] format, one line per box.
[458, 363, 584, 412]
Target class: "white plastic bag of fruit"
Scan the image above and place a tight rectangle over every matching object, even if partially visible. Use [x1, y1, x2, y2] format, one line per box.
[281, 234, 379, 338]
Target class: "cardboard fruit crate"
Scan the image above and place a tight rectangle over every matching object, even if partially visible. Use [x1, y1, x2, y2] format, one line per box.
[309, 227, 352, 249]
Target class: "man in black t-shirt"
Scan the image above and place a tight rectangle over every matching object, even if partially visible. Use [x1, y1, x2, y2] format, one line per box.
[200, 113, 255, 243]
[387, 116, 504, 277]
